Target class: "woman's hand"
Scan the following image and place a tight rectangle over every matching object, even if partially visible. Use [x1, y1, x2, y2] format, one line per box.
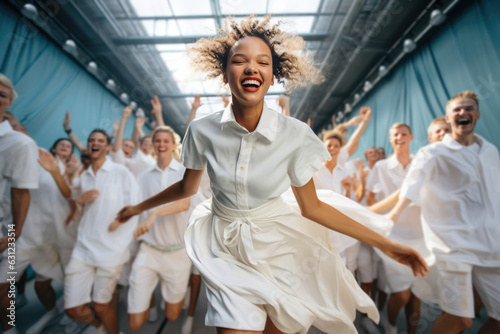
[382, 240, 429, 276]
[38, 149, 59, 174]
[133, 212, 157, 240]
[116, 205, 142, 223]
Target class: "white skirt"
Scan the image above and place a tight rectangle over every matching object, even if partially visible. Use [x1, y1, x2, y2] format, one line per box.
[184, 192, 382, 333]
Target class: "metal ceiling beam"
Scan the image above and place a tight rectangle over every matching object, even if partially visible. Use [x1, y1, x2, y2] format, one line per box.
[112, 12, 341, 20]
[293, 0, 366, 120]
[112, 33, 330, 45]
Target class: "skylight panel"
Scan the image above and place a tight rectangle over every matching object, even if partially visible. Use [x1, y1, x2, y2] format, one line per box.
[176, 19, 217, 35]
[220, 0, 267, 15]
[268, 0, 321, 13]
[129, 0, 172, 16]
[169, 0, 212, 15]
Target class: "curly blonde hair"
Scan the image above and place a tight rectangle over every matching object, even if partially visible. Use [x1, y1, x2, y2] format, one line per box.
[187, 16, 323, 91]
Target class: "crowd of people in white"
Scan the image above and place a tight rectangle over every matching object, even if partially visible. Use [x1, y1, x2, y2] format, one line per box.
[0, 43, 498, 334]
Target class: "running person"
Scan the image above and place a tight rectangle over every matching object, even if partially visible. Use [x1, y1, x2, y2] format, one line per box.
[116, 16, 427, 334]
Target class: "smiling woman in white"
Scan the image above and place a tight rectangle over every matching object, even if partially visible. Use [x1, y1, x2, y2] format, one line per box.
[116, 16, 428, 334]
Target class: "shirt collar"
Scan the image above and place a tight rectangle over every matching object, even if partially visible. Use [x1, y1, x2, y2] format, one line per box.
[82, 158, 113, 177]
[442, 133, 483, 150]
[386, 154, 400, 170]
[153, 158, 183, 173]
[220, 103, 278, 142]
[0, 120, 13, 136]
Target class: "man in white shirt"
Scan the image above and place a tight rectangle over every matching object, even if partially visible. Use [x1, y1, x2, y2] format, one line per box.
[366, 123, 423, 334]
[390, 91, 500, 334]
[64, 129, 138, 334]
[0, 74, 38, 334]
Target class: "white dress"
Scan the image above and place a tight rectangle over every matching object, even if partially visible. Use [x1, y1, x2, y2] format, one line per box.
[181, 104, 382, 333]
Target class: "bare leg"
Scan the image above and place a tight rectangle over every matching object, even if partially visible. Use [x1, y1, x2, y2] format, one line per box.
[34, 280, 56, 310]
[432, 312, 472, 334]
[217, 329, 261, 334]
[404, 293, 420, 334]
[188, 274, 202, 316]
[478, 318, 500, 334]
[95, 302, 119, 334]
[165, 299, 185, 321]
[473, 286, 484, 317]
[387, 289, 411, 326]
[264, 317, 290, 334]
[65, 304, 101, 328]
[128, 311, 149, 331]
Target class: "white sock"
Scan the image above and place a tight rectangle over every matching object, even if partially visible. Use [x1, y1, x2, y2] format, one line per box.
[181, 315, 194, 334]
[148, 307, 158, 322]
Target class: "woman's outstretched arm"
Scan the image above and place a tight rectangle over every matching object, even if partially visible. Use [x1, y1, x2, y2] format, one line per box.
[291, 179, 428, 277]
[116, 168, 204, 223]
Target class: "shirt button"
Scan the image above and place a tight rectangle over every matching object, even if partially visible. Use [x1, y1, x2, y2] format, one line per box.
[239, 166, 244, 171]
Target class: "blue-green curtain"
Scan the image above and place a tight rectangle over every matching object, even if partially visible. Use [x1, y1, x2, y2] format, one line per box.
[347, 0, 500, 158]
[0, 3, 136, 152]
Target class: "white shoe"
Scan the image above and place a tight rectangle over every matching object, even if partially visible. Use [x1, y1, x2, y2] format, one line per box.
[16, 294, 28, 309]
[26, 308, 59, 334]
[148, 307, 158, 322]
[383, 320, 397, 334]
[361, 317, 380, 334]
[160, 299, 165, 310]
[181, 315, 194, 334]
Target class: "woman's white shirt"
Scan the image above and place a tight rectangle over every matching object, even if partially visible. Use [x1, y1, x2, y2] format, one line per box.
[181, 104, 330, 210]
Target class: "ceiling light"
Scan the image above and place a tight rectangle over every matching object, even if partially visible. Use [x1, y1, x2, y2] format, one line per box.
[379, 65, 388, 76]
[345, 103, 352, 113]
[21, 4, 38, 20]
[403, 39, 417, 53]
[106, 79, 116, 90]
[338, 111, 344, 119]
[120, 93, 129, 104]
[87, 61, 98, 74]
[354, 93, 361, 102]
[364, 80, 372, 92]
[136, 108, 145, 118]
[130, 101, 137, 110]
[63, 39, 76, 54]
[430, 9, 446, 26]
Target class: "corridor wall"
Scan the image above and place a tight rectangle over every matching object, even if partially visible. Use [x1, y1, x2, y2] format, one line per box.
[347, 0, 500, 158]
[0, 3, 136, 152]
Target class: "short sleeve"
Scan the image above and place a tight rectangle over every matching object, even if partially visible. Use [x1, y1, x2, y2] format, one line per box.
[180, 121, 207, 170]
[9, 139, 38, 189]
[288, 126, 330, 187]
[400, 148, 433, 206]
[337, 146, 349, 166]
[109, 149, 125, 165]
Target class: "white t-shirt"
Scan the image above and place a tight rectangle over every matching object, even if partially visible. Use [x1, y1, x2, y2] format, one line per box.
[0, 121, 38, 233]
[71, 159, 138, 266]
[138, 159, 189, 247]
[181, 104, 330, 210]
[366, 154, 422, 240]
[401, 134, 500, 266]
[128, 150, 156, 179]
[18, 150, 73, 249]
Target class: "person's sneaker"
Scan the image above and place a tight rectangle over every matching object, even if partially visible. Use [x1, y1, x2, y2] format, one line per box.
[26, 308, 59, 334]
[181, 315, 194, 334]
[382, 320, 397, 334]
[361, 316, 380, 334]
[15, 294, 28, 309]
[148, 307, 158, 322]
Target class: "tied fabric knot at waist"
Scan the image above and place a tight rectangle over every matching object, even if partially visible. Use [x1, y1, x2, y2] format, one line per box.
[211, 195, 287, 267]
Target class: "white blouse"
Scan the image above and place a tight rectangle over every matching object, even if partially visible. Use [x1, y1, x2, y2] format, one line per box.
[181, 104, 330, 210]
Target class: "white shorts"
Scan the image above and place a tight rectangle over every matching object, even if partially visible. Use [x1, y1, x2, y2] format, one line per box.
[127, 242, 191, 314]
[413, 261, 500, 320]
[118, 240, 140, 287]
[343, 242, 360, 274]
[380, 253, 414, 293]
[357, 243, 378, 283]
[64, 257, 123, 309]
[0, 244, 63, 283]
